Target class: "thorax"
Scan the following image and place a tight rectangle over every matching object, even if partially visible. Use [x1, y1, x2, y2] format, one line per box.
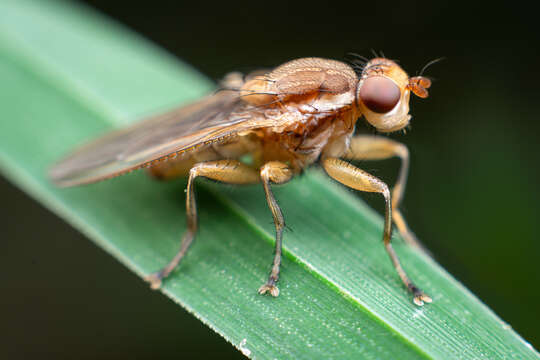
[253, 97, 358, 172]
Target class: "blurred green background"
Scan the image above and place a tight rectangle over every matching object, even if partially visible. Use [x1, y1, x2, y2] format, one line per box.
[1, 1, 539, 359]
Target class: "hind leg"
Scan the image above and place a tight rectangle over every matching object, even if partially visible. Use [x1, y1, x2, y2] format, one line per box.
[145, 160, 260, 289]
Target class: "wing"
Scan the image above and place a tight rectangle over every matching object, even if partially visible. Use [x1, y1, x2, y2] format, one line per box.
[49, 81, 289, 187]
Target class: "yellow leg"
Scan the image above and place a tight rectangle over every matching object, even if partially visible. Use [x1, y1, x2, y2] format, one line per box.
[322, 157, 432, 306]
[343, 135, 425, 251]
[257, 161, 293, 297]
[145, 160, 260, 289]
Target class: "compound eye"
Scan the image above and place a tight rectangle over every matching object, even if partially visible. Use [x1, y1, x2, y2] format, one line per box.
[359, 76, 401, 113]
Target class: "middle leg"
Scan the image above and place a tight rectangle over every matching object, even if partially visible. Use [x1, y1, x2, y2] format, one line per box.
[257, 161, 293, 297]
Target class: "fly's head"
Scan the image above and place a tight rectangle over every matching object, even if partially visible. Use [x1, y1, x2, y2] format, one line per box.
[356, 57, 431, 133]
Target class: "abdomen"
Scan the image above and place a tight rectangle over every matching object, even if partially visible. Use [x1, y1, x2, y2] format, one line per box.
[147, 135, 257, 180]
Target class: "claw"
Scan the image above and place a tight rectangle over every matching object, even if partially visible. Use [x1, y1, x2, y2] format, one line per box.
[258, 283, 280, 297]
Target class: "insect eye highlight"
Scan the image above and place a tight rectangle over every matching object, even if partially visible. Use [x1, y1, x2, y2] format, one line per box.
[359, 76, 401, 113]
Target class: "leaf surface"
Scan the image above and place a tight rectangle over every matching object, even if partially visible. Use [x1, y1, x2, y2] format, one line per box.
[0, 1, 537, 359]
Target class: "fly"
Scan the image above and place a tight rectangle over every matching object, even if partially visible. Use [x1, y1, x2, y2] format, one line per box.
[50, 56, 434, 306]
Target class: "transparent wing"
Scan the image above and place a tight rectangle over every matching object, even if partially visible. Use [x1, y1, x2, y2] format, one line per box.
[49, 87, 284, 187]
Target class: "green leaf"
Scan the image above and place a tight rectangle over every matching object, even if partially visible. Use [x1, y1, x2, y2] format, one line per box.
[0, 1, 537, 359]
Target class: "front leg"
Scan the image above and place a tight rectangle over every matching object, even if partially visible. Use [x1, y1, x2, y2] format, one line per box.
[322, 157, 432, 306]
[343, 135, 424, 250]
[258, 161, 293, 297]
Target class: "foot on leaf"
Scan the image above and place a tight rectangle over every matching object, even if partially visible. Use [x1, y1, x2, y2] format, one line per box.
[411, 285, 432, 306]
[145, 272, 163, 290]
[258, 283, 280, 297]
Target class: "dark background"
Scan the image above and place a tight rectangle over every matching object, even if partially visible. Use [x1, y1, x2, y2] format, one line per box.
[2, 1, 539, 359]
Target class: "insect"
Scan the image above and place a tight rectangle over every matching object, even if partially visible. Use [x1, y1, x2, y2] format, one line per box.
[50, 56, 434, 306]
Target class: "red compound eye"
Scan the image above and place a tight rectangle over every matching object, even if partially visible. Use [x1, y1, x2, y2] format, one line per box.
[359, 76, 401, 113]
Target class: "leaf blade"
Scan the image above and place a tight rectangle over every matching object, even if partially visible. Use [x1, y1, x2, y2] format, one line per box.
[0, 1, 537, 359]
